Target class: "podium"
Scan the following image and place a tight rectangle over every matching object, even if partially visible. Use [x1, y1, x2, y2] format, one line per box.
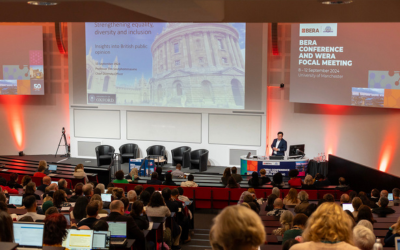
[129, 158, 155, 176]
[240, 155, 309, 176]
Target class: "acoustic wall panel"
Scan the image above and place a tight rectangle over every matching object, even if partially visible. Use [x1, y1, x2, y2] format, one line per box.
[74, 109, 120, 139]
[127, 111, 202, 143]
[209, 114, 262, 146]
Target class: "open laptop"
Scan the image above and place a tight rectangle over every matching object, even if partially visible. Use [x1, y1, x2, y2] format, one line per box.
[101, 193, 112, 203]
[395, 237, 400, 250]
[9, 195, 23, 207]
[48, 165, 58, 173]
[63, 213, 71, 226]
[93, 231, 111, 250]
[13, 222, 44, 250]
[107, 221, 127, 246]
[389, 193, 394, 201]
[342, 203, 354, 212]
[62, 229, 94, 250]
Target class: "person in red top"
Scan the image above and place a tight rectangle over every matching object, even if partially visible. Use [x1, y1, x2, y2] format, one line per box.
[33, 160, 47, 178]
[288, 169, 303, 187]
[0, 177, 19, 194]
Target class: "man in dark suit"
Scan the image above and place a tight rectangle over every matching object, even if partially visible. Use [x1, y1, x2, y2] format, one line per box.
[146, 172, 162, 185]
[37, 176, 51, 193]
[101, 200, 145, 250]
[271, 131, 287, 156]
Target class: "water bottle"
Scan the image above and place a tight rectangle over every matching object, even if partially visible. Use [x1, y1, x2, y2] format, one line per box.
[373, 238, 383, 250]
[317, 153, 320, 163]
[322, 153, 326, 162]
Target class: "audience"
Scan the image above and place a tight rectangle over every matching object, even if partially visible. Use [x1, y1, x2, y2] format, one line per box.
[340, 193, 350, 204]
[336, 177, 350, 191]
[127, 190, 137, 207]
[271, 172, 283, 187]
[147, 172, 162, 185]
[7, 173, 22, 189]
[33, 160, 47, 178]
[231, 166, 243, 183]
[243, 194, 260, 214]
[19, 195, 45, 221]
[267, 198, 285, 216]
[226, 176, 240, 188]
[181, 174, 198, 187]
[349, 190, 358, 201]
[72, 196, 89, 222]
[221, 167, 231, 186]
[283, 188, 300, 205]
[370, 188, 380, 203]
[283, 213, 308, 244]
[247, 171, 261, 188]
[288, 169, 302, 187]
[353, 225, 375, 250]
[145, 186, 155, 196]
[73, 164, 89, 183]
[91, 194, 109, 214]
[113, 170, 129, 184]
[121, 197, 130, 214]
[258, 169, 271, 185]
[384, 217, 400, 247]
[393, 188, 400, 205]
[58, 179, 72, 195]
[302, 174, 315, 189]
[359, 194, 377, 209]
[177, 187, 190, 202]
[357, 219, 374, 232]
[68, 183, 83, 202]
[372, 197, 395, 216]
[304, 203, 318, 217]
[43, 213, 68, 248]
[83, 183, 94, 199]
[272, 187, 280, 198]
[155, 167, 165, 181]
[352, 197, 362, 218]
[23, 182, 40, 200]
[210, 205, 265, 250]
[273, 210, 293, 236]
[112, 187, 124, 200]
[323, 193, 335, 202]
[356, 205, 376, 224]
[139, 190, 151, 206]
[163, 172, 177, 186]
[96, 183, 105, 194]
[21, 175, 32, 189]
[126, 168, 140, 181]
[45, 207, 59, 217]
[52, 189, 67, 208]
[294, 190, 309, 213]
[130, 200, 149, 230]
[77, 201, 99, 228]
[42, 200, 54, 215]
[37, 176, 51, 193]
[171, 163, 184, 178]
[44, 183, 58, 198]
[92, 220, 109, 231]
[265, 194, 278, 212]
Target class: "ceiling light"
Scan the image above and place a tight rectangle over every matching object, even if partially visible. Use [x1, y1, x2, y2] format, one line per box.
[27, 1, 57, 5]
[319, 0, 353, 4]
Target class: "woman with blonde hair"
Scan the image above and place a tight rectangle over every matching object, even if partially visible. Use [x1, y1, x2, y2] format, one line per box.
[291, 202, 359, 250]
[283, 188, 300, 205]
[210, 205, 265, 250]
[127, 168, 140, 181]
[273, 210, 293, 236]
[302, 174, 315, 189]
[384, 217, 400, 247]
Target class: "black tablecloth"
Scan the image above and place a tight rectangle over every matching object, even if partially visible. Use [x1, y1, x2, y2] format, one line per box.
[307, 160, 328, 177]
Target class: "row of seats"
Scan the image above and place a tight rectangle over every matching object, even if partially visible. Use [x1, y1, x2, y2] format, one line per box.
[96, 144, 209, 171]
[0, 172, 76, 189]
[113, 183, 351, 210]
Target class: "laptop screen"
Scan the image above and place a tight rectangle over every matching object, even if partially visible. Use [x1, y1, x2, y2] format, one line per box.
[13, 222, 44, 247]
[9, 195, 23, 206]
[107, 222, 127, 238]
[93, 231, 111, 249]
[48, 165, 57, 171]
[51, 181, 58, 185]
[62, 229, 94, 250]
[342, 203, 354, 212]
[389, 193, 394, 201]
[101, 193, 112, 202]
[63, 214, 71, 226]
[396, 237, 400, 250]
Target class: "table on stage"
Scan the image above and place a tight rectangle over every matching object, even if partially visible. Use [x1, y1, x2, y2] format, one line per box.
[240, 155, 309, 176]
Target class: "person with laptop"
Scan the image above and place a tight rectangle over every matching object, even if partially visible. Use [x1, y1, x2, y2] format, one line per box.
[77, 201, 99, 229]
[18, 195, 45, 221]
[101, 200, 146, 250]
[33, 160, 48, 178]
[37, 176, 51, 193]
[23, 182, 41, 200]
[43, 213, 68, 248]
[58, 179, 73, 195]
[271, 131, 287, 156]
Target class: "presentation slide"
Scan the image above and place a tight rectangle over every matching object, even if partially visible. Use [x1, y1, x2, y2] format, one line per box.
[290, 23, 400, 109]
[85, 22, 246, 109]
[0, 25, 44, 95]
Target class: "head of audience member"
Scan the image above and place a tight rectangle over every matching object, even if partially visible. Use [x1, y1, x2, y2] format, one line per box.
[272, 172, 283, 185]
[48, 183, 58, 193]
[286, 188, 299, 203]
[251, 171, 259, 183]
[0, 211, 14, 242]
[356, 205, 375, 224]
[8, 173, 18, 184]
[227, 177, 238, 188]
[223, 168, 231, 178]
[73, 196, 89, 222]
[293, 213, 308, 230]
[148, 192, 165, 207]
[120, 197, 129, 211]
[353, 225, 375, 250]
[391, 217, 400, 235]
[232, 166, 238, 174]
[107, 183, 114, 188]
[380, 190, 389, 198]
[45, 207, 59, 217]
[358, 191, 366, 196]
[38, 160, 47, 173]
[352, 197, 362, 212]
[96, 183, 105, 194]
[323, 193, 335, 202]
[155, 167, 162, 177]
[19, 216, 34, 222]
[315, 173, 325, 181]
[43, 176, 51, 186]
[162, 187, 172, 201]
[171, 188, 179, 200]
[90, 194, 102, 203]
[93, 220, 109, 231]
[130, 200, 144, 218]
[83, 184, 94, 197]
[248, 188, 256, 198]
[176, 164, 182, 170]
[188, 174, 195, 182]
[304, 174, 313, 185]
[23, 195, 37, 212]
[298, 190, 309, 203]
[378, 197, 389, 208]
[177, 187, 185, 196]
[243, 194, 255, 204]
[0, 201, 8, 213]
[273, 198, 283, 209]
[86, 201, 100, 218]
[210, 205, 265, 250]
[259, 169, 267, 177]
[0, 192, 6, 203]
[127, 190, 137, 202]
[74, 164, 84, 172]
[340, 194, 350, 204]
[44, 214, 67, 246]
[134, 185, 143, 196]
[112, 187, 124, 200]
[53, 190, 67, 208]
[272, 187, 280, 198]
[21, 175, 32, 187]
[267, 194, 278, 207]
[288, 169, 299, 179]
[282, 239, 300, 250]
[280, 210, 294, 234]
[41, 200, 53, 214]
[151, 172, 158, 180]
[93, 188, 102, 195]
[74, 183, 84, 196]
[25, 182, 37, 196]
[110, 200, 125, 215]
[357, 220, 374, 232]
[393, 188, 400, 200]
[129, 168, 139, 180]
[58, 179, 68, 190]
[349, 191, 358, 201]
[371, 188, 379, 198]
[140, 190, 151, 206]
[115, 170, 125, 181]
[165, 172, 173, 183]
[303, 202, 353, 243]
[241, 202, 251, 209]
[304, 203, 318, 217]
[338, 177, 346, 185]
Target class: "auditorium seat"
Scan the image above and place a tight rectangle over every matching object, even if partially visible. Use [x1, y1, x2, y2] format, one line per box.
[195, 187, 212, 208]
[95, 145, 115, 167]
[213, 188, 230, 209]
[119, 143, 138, 164]
[171, 146, 191, 168]
[190, 149, 209, 172]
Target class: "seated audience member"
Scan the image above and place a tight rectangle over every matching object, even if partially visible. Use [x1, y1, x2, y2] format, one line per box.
[0, 210, 14, 242]
[349, 190, 357, 201]
[42, 200, 54, 215]
[272, 187, 280, 198]
[271, 172, 284, 187]
[384, 217, 400, 247]
[113, 170, 129, 184]
[177, 187, 190, 202]
[37, 176, 51, 193]
[112, 187, 124, 200]
[145, 186, 156, 196]
[238, 191, 252, 205]
[92, 220, 109, 231]
[340, 193, 350, 204]
[231, 166, 243, 183]
[126, 168, 140, 181]
[290, 203, 359, 250]
[226, 176, 240, 188]
[181, 174, 198, 187]
[101, 200, 146, 250]
[221, 168, 231, 186]
[23, 182, 41, 200]
[370, 188, 380, 203]
[134, 185, 144, 197]
[322, 193, 335, 203]
[19, 216, 34, 222]
[313, 173, 331, 188]
[344, 210, 356, 226]
[43, 214, 68, 248]
[353, 225, 376, 250]
[283, 213, 308, 244]
[90, 194, 109, 214]
[294, 191, 309, 213]
[147, 172, 163, 185]
[7, 173, 22, 189]
[74, 164, 89, 183]
[163, 172, 177, 186]
[273, 210, 293, 236]
[265, 194, 278, 212]
[304, 203, 318, 217]
[68, 183, 84, 202]
[301, 174, 315, 189]
[210, 205, 265, 250]
[171, 188, 192, 218]
[283, 188, 300, 206]
[267, 198, 285, 217]
[77, 201, 99, 228]
[336, 177, 350, 191]
[33, 160, 48, 178]
[93, 188, 102, 195]
[288, 169, 302, 187]
[96, 183, 105, 194]
[171, 163, 184, 178]
[393, 188, 400, 205]
[21, 175, 32, 189]
[139, 190, 151, 206]
[372, 197, 395, 216]
[127, 190, 137, 208]
[58, 179, 72, 195]
[44, 183, 58, 198]
[352, 197, 362, 218]
[130, 200, 149, 230]
[45, 207, 59, 217]
[282, 239, 300, 250]
[356, 205, 376, 224]
[72, 196, 89, 221]
[381, 189, 394, 207]
[259, 169, 271, 185]
[243, 194, 260, 214]
[248, 171, 261, 188]
[156, 167, 165, 182]
[121, 197, 130, 214]
[52, 190, 67, 208]
[19, 195, 45, 221]
[357, 220, 374, 232]
[83, 183, 94, 200]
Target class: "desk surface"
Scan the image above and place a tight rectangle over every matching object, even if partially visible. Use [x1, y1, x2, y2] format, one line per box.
[241, 155, 309, 162]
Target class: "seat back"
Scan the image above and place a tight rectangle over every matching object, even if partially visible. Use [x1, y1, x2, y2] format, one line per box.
[96, 145, 115, 155]
[147, 145, 165, 156]
[119, 143, 138, 154]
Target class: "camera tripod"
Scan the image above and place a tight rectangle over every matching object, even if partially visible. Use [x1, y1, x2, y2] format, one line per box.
[55, 127, 70, 157]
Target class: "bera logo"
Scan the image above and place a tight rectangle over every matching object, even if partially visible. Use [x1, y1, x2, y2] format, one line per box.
[33, 83, 42, 91]
[300, 23, 337, 37]
[302, 28, 320, 33]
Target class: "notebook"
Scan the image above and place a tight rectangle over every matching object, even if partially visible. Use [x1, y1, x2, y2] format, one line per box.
[93, 231, 111, 250]
[13, 222, 44, 249]
[62, 229, 94, 250]
[107, 221, 127, 245]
